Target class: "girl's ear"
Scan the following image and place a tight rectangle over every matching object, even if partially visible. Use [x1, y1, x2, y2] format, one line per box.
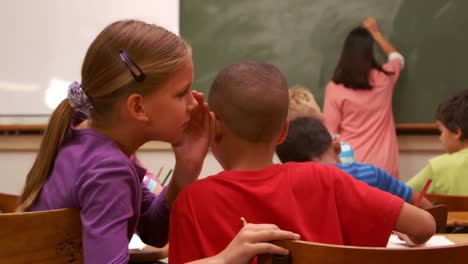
[126, 94, 149, 122]
[276, 121, 289, 144]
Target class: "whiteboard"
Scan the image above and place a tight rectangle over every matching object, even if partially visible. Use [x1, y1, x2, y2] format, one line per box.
[0, 0, 179, 124]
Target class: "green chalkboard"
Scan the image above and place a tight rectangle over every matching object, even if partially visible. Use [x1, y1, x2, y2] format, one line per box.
[181, 0, 468, 123]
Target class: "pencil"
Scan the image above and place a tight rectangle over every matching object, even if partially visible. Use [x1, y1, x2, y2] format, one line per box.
[240, 217, 248, 226]
[414, 178, 432, 207]
[155, 166, 164, 180]
[162, 169, 173, 186]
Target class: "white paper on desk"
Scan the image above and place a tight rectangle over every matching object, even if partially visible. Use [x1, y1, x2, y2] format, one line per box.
[387, 234, 455, 248]
[128, 234, 146, 250]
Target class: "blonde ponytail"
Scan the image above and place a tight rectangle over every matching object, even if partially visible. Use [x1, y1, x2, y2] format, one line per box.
[17, 100, 74, 211]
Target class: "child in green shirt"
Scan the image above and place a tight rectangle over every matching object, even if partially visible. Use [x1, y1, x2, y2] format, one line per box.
[407, 90, 468, 195]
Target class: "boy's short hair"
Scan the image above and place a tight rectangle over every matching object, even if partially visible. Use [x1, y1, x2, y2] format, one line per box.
[435, 89, 468, 140]
[208, 61, 289, 143]
[288, 85, 323, 121]
[276, 117, 332, 163]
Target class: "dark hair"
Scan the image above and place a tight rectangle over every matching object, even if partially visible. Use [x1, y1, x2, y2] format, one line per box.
[332, 27, 393, 90]
[208, 61, 289, 143]
[435, 89, 468, 141]
[276, 117, 332, 163]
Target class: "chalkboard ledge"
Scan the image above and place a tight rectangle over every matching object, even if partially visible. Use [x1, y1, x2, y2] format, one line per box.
[396, 123, 438, 135]
[1, 123, 440, 135]
[0, 124, 46, 135]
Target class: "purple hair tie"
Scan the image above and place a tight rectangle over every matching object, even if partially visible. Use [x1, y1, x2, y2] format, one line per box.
[67, 81, 93, 115]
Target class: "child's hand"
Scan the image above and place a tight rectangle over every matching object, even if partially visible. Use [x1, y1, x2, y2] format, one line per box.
[216, 224, 300, 264]
[167, 91, 212, 204]
[362, 17, 380, 35]
[395, 231, 425, 247]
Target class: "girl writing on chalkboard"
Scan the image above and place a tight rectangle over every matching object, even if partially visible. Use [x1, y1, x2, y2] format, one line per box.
[323, 17, 404, 178]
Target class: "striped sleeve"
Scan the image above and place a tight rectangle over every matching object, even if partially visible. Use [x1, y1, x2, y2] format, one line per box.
[337, 163, 412, 202]
[374, 166, 412, 202]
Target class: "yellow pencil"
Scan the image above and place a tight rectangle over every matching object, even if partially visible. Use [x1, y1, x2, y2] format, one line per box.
[240, 217, 248, 226]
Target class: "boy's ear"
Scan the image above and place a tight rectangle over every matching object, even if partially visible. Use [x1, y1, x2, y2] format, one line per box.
[276, 121, 289, 144]
[455, 128, 463, 141]
[212, 112, 223, 143]
[126, 94, 150, 122]
[332, 139, 342, 155]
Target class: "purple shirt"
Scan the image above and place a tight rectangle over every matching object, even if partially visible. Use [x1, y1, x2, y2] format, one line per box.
[29, 126, 170, 263]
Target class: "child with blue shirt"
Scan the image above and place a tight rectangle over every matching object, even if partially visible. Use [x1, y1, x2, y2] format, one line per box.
[16, 20, 297, 264]
[276, 116, 432, 208]
[288, 85, 356, 164]
[407, 89, 468, 195]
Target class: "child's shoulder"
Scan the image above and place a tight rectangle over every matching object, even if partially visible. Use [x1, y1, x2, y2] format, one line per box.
[430, 148, 468, 169]
[284, 162, 348, 184]
[62, 128, 118, 154]
[335, 162, 372, 176]
[337, 162, 376, 170]
[325, 81, 353, 101]
[178, 162, 340, 194]
[65, 131, 143, 182]
[325, 81, 342, 91]
[178, 171, 224, 192]
[286, 161, 337, 171]
[56, 130, 138, 177]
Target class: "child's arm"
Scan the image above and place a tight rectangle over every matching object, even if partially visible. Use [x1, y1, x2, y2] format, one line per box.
[373, 166, 412, 201]
[364, 17, 405, 83]
[77, 160, 140, 263]
[373, 166, 432, 208]
[362, 17, 399, 56]
[394, 203, 436, 245]
[137, 185, 170, 247]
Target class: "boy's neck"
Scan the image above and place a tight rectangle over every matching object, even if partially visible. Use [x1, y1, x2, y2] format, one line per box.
[218, 140, 276, 171]
[313, 146, 342, 164]
[455, 142, 468, 153]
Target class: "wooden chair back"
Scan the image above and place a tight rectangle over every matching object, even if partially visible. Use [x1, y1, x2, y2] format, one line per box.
[425, 193, 468, 211]
[257, 239, 468, 264]
[426, 204, 448, 233]
[0, 208, 83, 263]
[0, 192, 19, 213]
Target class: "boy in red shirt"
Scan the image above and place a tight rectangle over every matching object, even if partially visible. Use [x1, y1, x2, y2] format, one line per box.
[169, 61, 435, 264]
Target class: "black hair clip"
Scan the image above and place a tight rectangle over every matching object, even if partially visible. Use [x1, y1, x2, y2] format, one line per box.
[118, 48, 146, 82]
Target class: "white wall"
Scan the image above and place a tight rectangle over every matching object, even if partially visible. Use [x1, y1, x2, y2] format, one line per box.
[0, 0, 179, 119]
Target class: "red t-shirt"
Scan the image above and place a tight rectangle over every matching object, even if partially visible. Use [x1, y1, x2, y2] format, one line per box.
[169, 162, 404, 264]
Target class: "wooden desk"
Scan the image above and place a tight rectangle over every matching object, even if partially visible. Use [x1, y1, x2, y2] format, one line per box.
[445, 234, 468, 244]
[129, 244, 168, 263]
[447, 212, 468, 226]
[127, 236, 468, 263]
